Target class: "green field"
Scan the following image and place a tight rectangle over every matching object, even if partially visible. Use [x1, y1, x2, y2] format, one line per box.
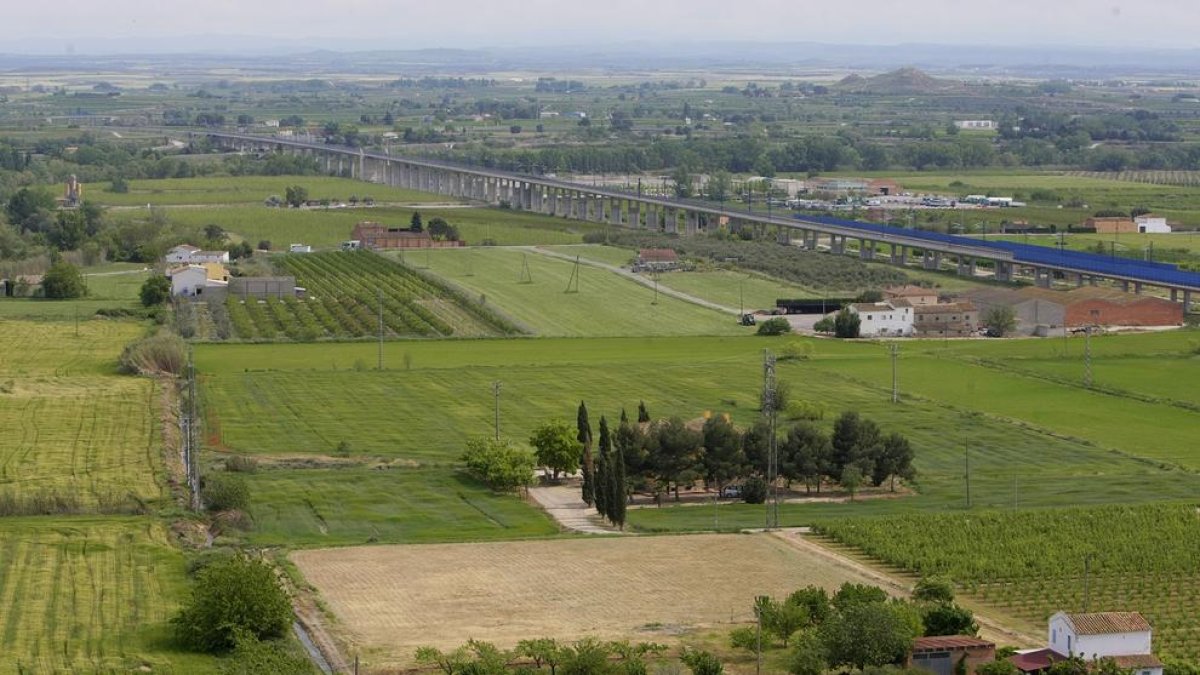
[0, 321, 165, 507]
[83, 175, 450, 206]
[197, 333, 1200, 525]
[242, 467, 559, 547]
[406, 248, 745, 337]
[110, 203, 605, 250]
[0, 517, 209, 674]
[814, 504, 1200, 662]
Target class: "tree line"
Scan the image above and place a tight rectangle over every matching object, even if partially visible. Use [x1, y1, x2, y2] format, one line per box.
[520, 400, 918, 529]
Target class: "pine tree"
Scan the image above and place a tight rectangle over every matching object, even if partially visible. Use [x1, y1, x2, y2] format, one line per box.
[577, 401, 594, 506]
[620, 408, 629, 424]
[610, 441, 627, 530]
[595, 416, 612, 519]
[637, 401, 650, 423]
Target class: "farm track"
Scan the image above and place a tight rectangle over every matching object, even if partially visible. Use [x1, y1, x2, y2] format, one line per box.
[530, 245, 740, 315]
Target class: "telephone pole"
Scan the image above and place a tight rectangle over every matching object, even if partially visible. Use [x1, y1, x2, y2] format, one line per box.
[377, 288, 384, 370]
[762, 350, 779, 529]
[888, 342, 899, 403]
[492, 381, 502, 440]
[964, 437, 971, 509]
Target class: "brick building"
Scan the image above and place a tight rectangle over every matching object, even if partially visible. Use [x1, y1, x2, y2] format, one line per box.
[967, 286, 1183, 335]
[351, 222, 465, 250]
[1084, 217, 1137, 235]
[913, 301, 979, 337]
[909, 635, 996, 675]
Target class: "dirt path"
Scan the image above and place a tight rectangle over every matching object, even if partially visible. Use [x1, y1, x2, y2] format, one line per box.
[528, 246, 740, 316]
[526, 484, 623, 534]
[770, 529, 1041, 649]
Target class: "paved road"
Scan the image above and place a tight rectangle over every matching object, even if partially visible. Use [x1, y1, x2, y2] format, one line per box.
[526, 483, 623, 535]
[528, 246, 741, 316]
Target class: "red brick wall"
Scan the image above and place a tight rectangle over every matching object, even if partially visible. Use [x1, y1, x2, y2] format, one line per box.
[1065, 298, 1183, 327]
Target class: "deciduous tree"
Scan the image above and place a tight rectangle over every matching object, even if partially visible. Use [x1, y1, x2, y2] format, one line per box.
[529, 421, 581, 479]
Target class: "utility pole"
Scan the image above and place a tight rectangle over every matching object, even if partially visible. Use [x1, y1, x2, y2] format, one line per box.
[492, 381, 502, 440]
[1083, 553, 1095, 611]
[377, 288, 384, 370]
[889, 342, 899, 403]
[964, 436, 971, 509]
[762, 350, 779, 529]
[1084, 326, 1094, 388]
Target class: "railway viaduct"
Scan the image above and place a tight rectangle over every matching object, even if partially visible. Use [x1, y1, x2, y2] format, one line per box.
[197, 131, 1199, 311]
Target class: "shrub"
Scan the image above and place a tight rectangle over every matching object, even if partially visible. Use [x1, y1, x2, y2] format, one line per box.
[140, 275, 172, 306]
[813, 316, 835, 333]
[681, 648, 724, 675]
[757, 317, 792, 336]
[256, 240, 272, 251]
[742, 476, 768, 504]
[834, 308, 861, 339]
[186, 548, 236, 577]
[118, 333, 187, 375]
[204, 473, 250, 512]
[173, 556, 292, 653]
[219, 631, 316, 674]
[42, 261, 86, 299]
[730, 626, 758, 651]
[462, 437, 536, 491]
[224, 456, 259, 473]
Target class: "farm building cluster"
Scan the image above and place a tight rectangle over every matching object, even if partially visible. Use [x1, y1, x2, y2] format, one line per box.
[163, 244, 302, 299]
[345, 221, 465, 251]
[846, 285, 980, 338]
[916, 611, 1163, 675]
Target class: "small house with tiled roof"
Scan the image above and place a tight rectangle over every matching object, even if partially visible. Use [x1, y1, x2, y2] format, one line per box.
[1012, 611, 1162, 675]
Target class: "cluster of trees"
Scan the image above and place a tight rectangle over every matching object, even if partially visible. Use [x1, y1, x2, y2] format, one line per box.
[737, 580, 977, 675]
[533, 399, 916, 516]
[415, 638, 719, 675]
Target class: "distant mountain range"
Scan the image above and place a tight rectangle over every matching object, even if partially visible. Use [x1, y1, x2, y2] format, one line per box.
[2, 40, 1200, 78]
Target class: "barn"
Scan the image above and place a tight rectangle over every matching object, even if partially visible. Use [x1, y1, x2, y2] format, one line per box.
[966, 286, 1184, 336]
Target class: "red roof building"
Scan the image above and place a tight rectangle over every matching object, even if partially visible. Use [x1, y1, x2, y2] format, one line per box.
[909, 636, 996, 675]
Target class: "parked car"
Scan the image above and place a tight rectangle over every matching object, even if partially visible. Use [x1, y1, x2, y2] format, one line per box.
[721, 485, 742, 498]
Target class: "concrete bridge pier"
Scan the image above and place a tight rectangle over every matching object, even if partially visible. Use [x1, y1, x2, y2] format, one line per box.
[922, 250, 941, 270]
[664, 207, 677, 233]
[1134, 282, 1144, 295]
[685, 210, 700, 235]
[859, 239, 876, 260]
[890, 244, 907, 265]
[608, 198, 622, 226]
[1185, 290, 1194, 313]
[956, 257, 977, 277]
[831, 236, 846, 255]
[1119, 280, 1130, 293]
[994, 261, 1013, 282]
[1035, 268, 1052, 288]
[630, 201, 641, 228]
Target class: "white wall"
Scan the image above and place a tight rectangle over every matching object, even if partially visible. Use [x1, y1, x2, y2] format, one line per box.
[170, 269, 207, 296]
[165, 248, 197, 264]
[852, 304, 913, 337]
[1135, 216, 1171, 234]
[1076, 631, 1153, 659]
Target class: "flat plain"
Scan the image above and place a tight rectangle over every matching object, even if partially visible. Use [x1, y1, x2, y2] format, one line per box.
[291, 533, 892, 669]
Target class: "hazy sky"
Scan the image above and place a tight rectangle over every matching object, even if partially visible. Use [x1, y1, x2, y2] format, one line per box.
[4, 0, 1198, 53]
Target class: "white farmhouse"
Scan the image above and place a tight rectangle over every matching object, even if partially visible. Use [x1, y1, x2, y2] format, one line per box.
[847, 301, 913, 337]
[1013, 612, 1162, 675]
[168, 265, 227, 297]
[165, 244, 200, 264]
[1134, 215, 1171, 233]
[289, 243, 313, 254]
[190, 250, 231, 264]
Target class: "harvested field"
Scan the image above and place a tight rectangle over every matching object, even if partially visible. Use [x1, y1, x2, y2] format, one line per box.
[293, 533, 891, 668]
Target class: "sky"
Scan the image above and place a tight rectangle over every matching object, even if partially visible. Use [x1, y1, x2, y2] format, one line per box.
[3, 0, 1198, 54]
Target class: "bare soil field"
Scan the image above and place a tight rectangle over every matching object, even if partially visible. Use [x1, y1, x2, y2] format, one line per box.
[292, 533, 901, 668]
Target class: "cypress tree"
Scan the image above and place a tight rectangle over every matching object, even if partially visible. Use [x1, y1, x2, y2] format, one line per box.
[610, 441, 627, 530]
[595, 416, 612, 519]
[577, 401, 594, 506]
[620, 408, 629, 424]
[637, 401, 650, 423]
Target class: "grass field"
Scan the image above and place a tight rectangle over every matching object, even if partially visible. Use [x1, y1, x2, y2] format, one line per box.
[242, 467, 559, 547]
[110, 203, 605, 249]
[197, 333, 1200, 522]
[82, 176, 451, 206]
[991, 231, 1200, 257]
[406, 248, 745, 336]
[290, 532, 890, 670]
[0, 517, 211, 673]
[0, 320, 138, 376]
